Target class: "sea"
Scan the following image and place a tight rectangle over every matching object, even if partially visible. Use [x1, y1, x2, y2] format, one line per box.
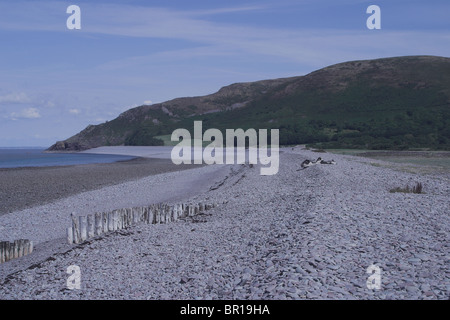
[0, 148, 136, 169]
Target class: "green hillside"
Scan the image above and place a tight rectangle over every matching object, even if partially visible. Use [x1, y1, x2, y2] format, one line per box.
[48, 56, 450, 151]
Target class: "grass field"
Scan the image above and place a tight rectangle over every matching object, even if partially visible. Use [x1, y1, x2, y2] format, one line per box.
[367, 156, 450, 169]
[324, 149, 370, 156]
[326, 149, 450, 174]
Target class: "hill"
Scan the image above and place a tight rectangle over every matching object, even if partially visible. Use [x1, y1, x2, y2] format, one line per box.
[48, 55, 450, 151]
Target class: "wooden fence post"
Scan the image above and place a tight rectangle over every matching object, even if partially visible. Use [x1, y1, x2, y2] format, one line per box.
[79, 216, 87, 242]
[148, 205, 154, 224]
[0, 240, 34, 263]
[0, 242, 5, 263]
[113, 211, 118, 230]
[64, 203, 216, 247]
[67, 227, 74, 244]
[87, 214, 95, 238]
[95, 212, 102, 236]
[71, 214, 80, 244]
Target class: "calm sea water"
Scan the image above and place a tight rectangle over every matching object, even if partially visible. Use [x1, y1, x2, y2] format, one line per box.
[0, 148, 136, 169]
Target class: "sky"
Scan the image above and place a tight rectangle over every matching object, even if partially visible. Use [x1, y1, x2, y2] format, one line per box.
[0, 0, 449, 147]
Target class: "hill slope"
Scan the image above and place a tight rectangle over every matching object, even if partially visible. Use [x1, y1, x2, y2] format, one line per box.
[48, 55, 450, 151]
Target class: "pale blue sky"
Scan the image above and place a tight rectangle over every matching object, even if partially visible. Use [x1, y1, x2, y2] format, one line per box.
[0, 0, 449, 147]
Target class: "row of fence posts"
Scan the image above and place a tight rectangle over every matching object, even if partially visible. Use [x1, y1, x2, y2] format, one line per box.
[67, 202, 215, 245]
[0, 239, 33, 264]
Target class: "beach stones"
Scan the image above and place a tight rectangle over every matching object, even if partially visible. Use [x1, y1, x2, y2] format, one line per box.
[1, 151, 448, 300]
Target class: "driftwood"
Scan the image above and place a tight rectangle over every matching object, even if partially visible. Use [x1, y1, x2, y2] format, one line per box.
[298, 157, 337, 170]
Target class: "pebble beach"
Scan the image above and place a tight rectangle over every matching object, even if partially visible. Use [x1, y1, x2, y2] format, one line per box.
[0, 147, 448, 299]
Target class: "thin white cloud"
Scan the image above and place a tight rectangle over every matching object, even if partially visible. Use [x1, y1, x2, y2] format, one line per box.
[188, 5, 268, 16]
[9, 107, 41, 120]
[0, 92, 31, 104]
[69, 108, 81, 115]
[45, 101, 56, 108]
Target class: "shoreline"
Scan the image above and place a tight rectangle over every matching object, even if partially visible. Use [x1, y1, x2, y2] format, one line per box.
[0, 155, 140, 171]
[0, 157, 203, 216]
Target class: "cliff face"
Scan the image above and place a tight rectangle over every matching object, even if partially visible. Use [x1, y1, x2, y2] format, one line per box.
[48, 55, 450, 151]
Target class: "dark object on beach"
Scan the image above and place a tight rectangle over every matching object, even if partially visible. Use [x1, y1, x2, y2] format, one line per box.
[320, 159, 336, 165]
[389, 182, 424, 194]
[300, 159, 312, 169]
[298, 157, 337, 170]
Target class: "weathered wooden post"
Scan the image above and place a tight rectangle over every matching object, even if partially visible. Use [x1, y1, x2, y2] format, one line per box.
[67, 227, 74, 244]
[160, 205, 165, 223]
[2, 241, 6, 263]
[124, 208, 130, 227]
[12, 240, 19, 259]
[79, 216, 87, 242]
[95, 212, 103, 236]
[122, 209, 130, 228]
[23, 240, 30, 256]
[5, 241, 10, 262]
[71, 214, 80, 244]
[136, 207, 142, 223]
[154, 206, 159, 224]
[113, 210, 119, 231]
[124, 208, 129, 228]
[19, 240, 25, 258]
[0, 242, 5, 263]
[118, 209, 125, 229]
[87, 214, 95, 238]
[141, 207, 146, 223]
[169, 205, 173, 222]
[148, 205, 154, 224]
[132, 208, 138, 225]
[180, 204, 184, 217]
[117, 210, 122, 230]
[162, 205, 167, 223]
[101, 212, 108, 234]
[143, 207, 148, 224]
[172, 205, 177, 222]
[110, 211, 116, 231]
[28, 241, 33, 256]
[107, 212, 113, 232]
